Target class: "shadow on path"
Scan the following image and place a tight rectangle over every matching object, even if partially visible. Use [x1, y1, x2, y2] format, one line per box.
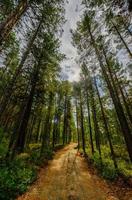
[17, 143, 132, 200]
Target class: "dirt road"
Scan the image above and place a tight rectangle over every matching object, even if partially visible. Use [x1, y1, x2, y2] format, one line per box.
[17, 143, 131, 200]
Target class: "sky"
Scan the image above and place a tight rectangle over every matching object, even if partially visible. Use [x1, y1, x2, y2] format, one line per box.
[60, 0, 83, 82]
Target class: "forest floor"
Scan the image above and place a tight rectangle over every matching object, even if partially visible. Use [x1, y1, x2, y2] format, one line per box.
[17, 143, 132, 200]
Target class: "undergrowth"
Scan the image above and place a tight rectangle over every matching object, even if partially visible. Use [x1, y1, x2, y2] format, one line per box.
[83, 145, 132, 181]
[0, 142, 62, 200]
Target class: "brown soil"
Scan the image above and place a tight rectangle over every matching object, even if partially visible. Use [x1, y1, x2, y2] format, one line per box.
[17, 143, 132, 200]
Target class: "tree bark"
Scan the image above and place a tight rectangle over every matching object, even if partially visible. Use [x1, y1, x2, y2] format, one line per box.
[94, 76, 118, 169]
[0, 20, 42, 119]
[114, 72, 132, 125]
[90, 79, 101, 156]
[0, 0, 29, 45]
[111, 20, 132, 58]
[80, 91, 86, 154]
[41, 93, 53, 154]
[83, 74, 94, 154]
[63, 95, 67, 145]
[75, 99, 80, 151]
[87, 22, 132, 161]
[13, 70, 38, 154]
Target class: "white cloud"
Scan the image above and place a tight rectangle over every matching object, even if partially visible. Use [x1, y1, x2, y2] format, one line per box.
[60, 0, 83, 82]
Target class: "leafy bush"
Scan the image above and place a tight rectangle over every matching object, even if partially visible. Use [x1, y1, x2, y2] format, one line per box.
[91, 150, 118, 180]
[0, 137, 8, 158]
[29, 143, 42, 151]
[28, 143, 42, 165]
[16, 153, 30, 161]
[42, 148, 54, 160]
[0, 128, 8, 158]
[114, 145, 129, 161]
[30, 149, 42, 165]
[101, 146, 111, 157]
[0, 159, 37, 200]
[86, 144, 132, 181]
[0, 142, 56, 199]
[118, 160, 132, 177]
[102, 159, 118, 180]
[91, 151, 102, 170]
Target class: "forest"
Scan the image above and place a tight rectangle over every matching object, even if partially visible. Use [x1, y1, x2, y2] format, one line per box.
[0, 0, 132, 200]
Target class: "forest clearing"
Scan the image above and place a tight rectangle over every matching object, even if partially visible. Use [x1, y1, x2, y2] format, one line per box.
[0, 0, 132, 200]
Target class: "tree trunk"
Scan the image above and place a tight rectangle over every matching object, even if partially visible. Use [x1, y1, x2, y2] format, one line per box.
[26, 114, 36, 144]
[63, 95, 67, 145]
[13, 74, 37, 154]
[114, 72, 132, 125]
[87, 23, 132, 161]
[52, 112, 58, 148]
[84, 78, 94, 154]
[75, 99, 80, 151]
[90, 80, 101, 156]
[80, 91, 86, 154]
[35, 119, 41, 143]
[94, 76, 118, 169]
[0, 20, 42, 119]
[128, 0, 132, 11]
[10, 61, 41, 157]
[0, 0, 29, 45]
[5, 104, 27, 159]
[103, 47, 132, 125]
[41, 93, 53, 154]
[111, 20, 132, 58]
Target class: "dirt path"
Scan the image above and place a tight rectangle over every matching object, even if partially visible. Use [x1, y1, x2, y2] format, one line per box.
[17, 143, 131, 200]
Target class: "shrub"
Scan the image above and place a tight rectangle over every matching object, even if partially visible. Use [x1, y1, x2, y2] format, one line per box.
[114, 145, 129, 161]
[16, 153, 30, 161]
[0, 158, 37, 200]
[91, 151, 118, 180]
[41, 148, 54, 160]
[0, 137, 8, 158]
[0, 128, 8, 158]
[91, 151, 102, 170]
[102, 159, 118, 180]
[29, 143, 42, 151]
[30, 149, 42, 165]
[28, 143, 42, 165]
[118, 160, 132, 177]
[0, 142, 55, 199]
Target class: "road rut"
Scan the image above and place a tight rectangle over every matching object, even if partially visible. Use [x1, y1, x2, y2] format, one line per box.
[17, 143, 130, 200]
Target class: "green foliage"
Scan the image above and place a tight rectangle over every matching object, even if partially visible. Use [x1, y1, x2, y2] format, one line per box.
[29, 143, 46, 166]
[101, 159, 118, 180]
[89, 145, 132, 180]
[29, 144, 54, 166]
[0, 159, 37, 200]
[0, 14, 4, 21]
[30, 149, 42, 165]
[118, 160, 132, 177]
[0, 138, 7, 158]
[91, 151, 118, 180]
[0, 0, 14, 16]
[92, 151, 102, 170]
[0, 142, 56, 199]
[114, 145, 129, 161]
[16, 153, 30, 161]
[29, 143, 42, 151]
[0, 128, 8, 158]
[41, 148, 54, 160]
[0, 127, 5, 140]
